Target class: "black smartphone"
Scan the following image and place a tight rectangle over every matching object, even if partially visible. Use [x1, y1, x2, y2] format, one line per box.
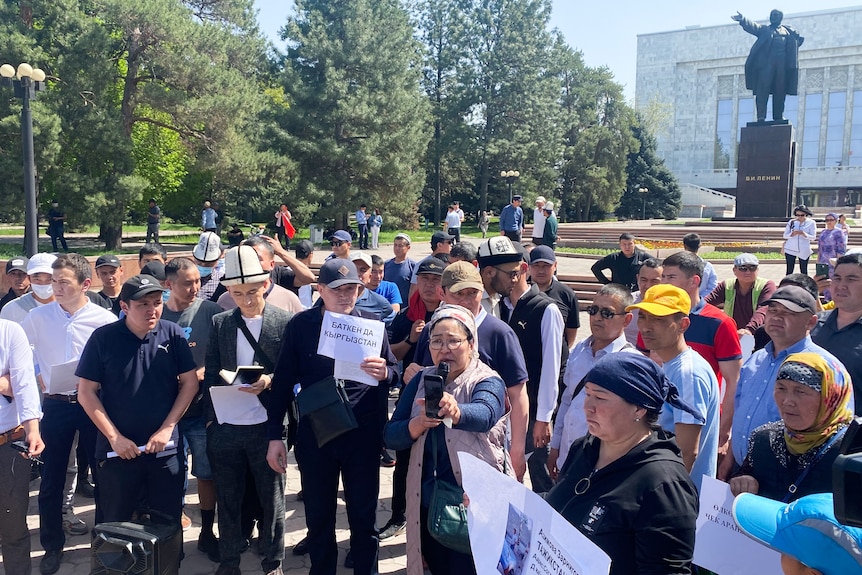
[816, 263, 830, 277]
[424, 362, 449, 419]
[11, 440, 42, 465]
[10, 440, 28, 454]
[234, 366, 265, 386]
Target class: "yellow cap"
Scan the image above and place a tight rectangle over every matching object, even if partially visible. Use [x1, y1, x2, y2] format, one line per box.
[626, 284, 691, 316]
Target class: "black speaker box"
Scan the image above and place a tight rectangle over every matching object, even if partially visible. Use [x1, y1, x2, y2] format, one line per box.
[91, 521, 182, 575]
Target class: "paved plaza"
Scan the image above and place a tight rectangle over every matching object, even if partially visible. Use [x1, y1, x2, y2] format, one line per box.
[7, 222, 834, 574]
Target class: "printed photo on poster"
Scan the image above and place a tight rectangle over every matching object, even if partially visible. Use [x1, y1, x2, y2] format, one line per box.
[497, 503, 532, 575]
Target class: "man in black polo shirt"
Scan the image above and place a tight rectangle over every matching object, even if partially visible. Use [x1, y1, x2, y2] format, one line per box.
[77, 275, 198, 530]
[812, 252, 862, 414]
[590, 232, 650, 292]
[0, 256, 29, 310]
[529, 245, 579, 347]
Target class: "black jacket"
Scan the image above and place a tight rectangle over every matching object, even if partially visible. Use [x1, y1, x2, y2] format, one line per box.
[545, 430, 698, 575]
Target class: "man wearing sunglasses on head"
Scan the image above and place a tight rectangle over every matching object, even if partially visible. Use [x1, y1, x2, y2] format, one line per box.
[325, 230, 352, 261]
[705, 253, 777, 337]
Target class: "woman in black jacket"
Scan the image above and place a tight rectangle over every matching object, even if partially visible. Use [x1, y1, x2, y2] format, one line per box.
[545, 353, 700, 575]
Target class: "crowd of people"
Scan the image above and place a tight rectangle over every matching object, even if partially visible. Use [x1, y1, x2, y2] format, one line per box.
[0, 209, 860, 575]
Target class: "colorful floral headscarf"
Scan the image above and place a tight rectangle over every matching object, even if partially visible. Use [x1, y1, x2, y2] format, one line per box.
[776, 352, 853, 456]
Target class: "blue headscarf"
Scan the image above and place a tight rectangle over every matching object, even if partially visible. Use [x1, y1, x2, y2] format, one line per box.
[584, 353, 705, 423]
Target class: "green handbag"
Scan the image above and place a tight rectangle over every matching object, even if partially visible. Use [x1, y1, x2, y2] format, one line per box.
[426, 430, 472, 555]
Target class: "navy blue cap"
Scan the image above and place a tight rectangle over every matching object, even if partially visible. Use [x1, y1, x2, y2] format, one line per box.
[530, 245, 556, 264]
[585, 354, 704, 422]
[329, 230, 351, 243]
[318, 258, 363, 288]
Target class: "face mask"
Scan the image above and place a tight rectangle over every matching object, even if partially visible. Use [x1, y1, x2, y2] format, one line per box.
[197, 265, 213, 278]
[31, 283, 53, 299]
[162, 289, 171, 303]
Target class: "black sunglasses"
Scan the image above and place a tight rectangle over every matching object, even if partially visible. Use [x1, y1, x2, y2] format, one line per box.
[586, 305, 623, 319]
[330, 240, 345, 247]
[736, 265, 758, 272]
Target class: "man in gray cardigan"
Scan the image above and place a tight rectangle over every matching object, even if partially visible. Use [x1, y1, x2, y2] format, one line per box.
[204, 245, 292, 575]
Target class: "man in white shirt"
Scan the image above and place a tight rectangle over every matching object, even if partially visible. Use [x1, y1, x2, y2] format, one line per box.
[444, 204, 462, 244]
[0, 319, 44, 575]
[500, 244, 564, 494]
[548, 284, 638, 478]
[531, 196, 547, 245]
[0, 252, 57, 323]
[21, 253, 117, 575]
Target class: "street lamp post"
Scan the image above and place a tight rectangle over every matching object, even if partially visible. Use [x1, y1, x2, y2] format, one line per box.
[638, 186, 649, 220]
[500, 170, 520, 203]
[1, 62, 46, 257]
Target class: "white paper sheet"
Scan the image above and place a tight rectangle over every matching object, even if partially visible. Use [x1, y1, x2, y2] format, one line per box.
[458, 452, 611, 575]
[317, 311, 384, 363]
[47, 359, 81, 395]
[334, 359, 379, 387]
[693, 476, 782, 575]
[209, 385, 268, 425]
[107, 441, 177, 459]
[739, 333, 755, 363]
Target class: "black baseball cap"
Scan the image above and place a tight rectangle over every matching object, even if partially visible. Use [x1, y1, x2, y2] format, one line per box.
[95, 254, 121, 268]
[295, 239, 315, 260]
[5, 257, 28, 274]
[140, 261, 166, 282]
[431, 231, 454, 246]
[416, 257, 446, 276]
[119, 274, 165, 302]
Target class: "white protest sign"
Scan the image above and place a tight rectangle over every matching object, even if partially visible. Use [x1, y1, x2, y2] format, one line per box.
[334, 358, 379, 387]
[317, 311, 384, 364]
[739, 333, 755, 363]
[693, 476, 782, 575]
[458, 452, 610, 575]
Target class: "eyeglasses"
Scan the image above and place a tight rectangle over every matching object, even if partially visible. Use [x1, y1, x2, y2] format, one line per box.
[330, 241, 345, 247]
[586, 306, 623, 319]
[494, 266, 521, 280]
[736, 265, 758, 272]
[429, 338, 467, 351]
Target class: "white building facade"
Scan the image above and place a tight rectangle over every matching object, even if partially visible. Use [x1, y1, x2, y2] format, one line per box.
[636, 6, 862, 210]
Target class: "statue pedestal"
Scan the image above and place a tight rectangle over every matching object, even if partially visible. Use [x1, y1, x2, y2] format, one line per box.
[735, 124, 796, 218]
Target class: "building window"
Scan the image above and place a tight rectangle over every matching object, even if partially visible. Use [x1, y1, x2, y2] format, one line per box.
[826, 91, 846, 166]
[715, 99, 732, 169]
[801, 93, 822, 168]
[784, 95, 798, 126]
[850, 90, 862, 167]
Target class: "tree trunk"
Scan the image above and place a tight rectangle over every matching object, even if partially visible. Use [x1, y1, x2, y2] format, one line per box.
[478, 157, 490, 214]
[102, 221, 123, 250]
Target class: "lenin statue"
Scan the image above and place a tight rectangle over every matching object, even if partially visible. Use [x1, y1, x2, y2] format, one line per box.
[732, 10, 804, 123]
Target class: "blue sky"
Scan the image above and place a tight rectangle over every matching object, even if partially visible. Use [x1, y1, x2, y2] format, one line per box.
[252, 1, 861, 101]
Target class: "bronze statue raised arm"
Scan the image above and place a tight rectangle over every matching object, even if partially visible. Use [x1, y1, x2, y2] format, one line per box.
[732, 9, 804, 123]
